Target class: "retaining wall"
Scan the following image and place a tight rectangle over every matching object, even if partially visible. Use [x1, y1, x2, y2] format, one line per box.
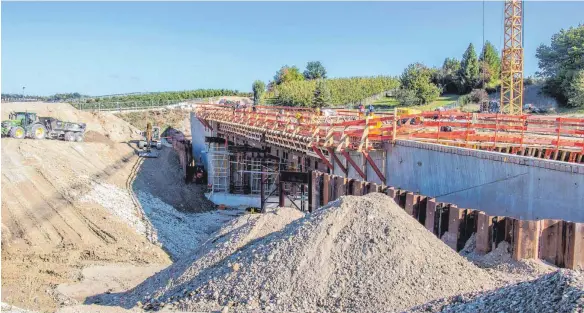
[386, 140, 584, 222]
[309, 171, 584, 271]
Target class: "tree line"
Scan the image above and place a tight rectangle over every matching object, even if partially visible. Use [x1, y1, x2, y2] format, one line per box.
[251, 61, 398, 107]
[393, 41, 501, 106]
[90, 89, 251, 103]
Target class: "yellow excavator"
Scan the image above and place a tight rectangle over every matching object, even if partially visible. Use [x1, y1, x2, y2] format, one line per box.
[138, 122, 162, 158]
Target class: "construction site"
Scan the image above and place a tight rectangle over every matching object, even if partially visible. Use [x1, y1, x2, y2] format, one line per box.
[2, 1, 584, 313]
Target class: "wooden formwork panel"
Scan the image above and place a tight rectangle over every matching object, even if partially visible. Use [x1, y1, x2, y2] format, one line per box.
[322, 174, 330, 205]
[425, 198, 437, 233]
[564, 222, 584, 270]
[538, 220, 564, 266]
[512, 219, 541, 260]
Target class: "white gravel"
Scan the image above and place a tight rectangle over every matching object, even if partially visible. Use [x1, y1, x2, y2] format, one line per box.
[135, 191, 241, 259]
[79, 182, 240, 259]
[406, 270, 584, 313]
[79, 182, 148, 236]
[136, 193, 496, 313]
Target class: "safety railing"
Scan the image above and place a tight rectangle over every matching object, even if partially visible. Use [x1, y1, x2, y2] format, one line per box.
[194, 104, 584, 163]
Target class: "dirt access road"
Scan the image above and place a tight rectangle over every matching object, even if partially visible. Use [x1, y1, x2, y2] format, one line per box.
[1, 102, 224, 312]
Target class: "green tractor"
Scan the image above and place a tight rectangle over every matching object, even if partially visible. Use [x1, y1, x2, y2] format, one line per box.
[1, 111, 47, 140]
[1, 111, 86, 141]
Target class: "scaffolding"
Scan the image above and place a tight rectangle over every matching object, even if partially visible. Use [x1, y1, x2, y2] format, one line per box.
[207, 143, 229, 194]
[230, 158, 283, 195]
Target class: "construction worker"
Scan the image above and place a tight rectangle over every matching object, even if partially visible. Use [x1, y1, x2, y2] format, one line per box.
[295, 112, 303, 124]
[358, 103, 365, 119]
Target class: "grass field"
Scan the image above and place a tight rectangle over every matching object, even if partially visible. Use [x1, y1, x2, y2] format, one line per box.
[371, 94, 460, 111]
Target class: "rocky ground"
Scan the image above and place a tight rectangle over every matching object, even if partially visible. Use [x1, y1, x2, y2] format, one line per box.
[101, 194, 500, 313]
[0, 102, 238, 312]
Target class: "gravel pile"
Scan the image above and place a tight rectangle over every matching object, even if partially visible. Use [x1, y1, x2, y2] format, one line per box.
[406, 270, 584, 313]
[135, 191, 240, 258]
[461, 236, 557, 286]
[93, 206, 305, 308]
[136, 193, 495, 313]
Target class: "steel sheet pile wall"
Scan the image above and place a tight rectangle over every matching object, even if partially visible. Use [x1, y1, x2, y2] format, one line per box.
[310, 171, 584, 270]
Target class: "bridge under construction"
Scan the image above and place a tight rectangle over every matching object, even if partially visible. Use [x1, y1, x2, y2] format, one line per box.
[171, 104, 584, 271]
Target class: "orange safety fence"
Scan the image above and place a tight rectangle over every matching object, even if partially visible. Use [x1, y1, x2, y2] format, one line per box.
[194, 105, 584, 160]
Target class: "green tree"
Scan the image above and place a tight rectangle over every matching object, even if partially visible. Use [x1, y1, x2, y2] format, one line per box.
[536, 25, 584, 106]
[438, 58, 461, 94]
[313, 79, 331, 108]
[479, 41, 501, 89]
[459, 43, 480, 93]
[566, 70, 584, 107]
[394, 89, 418, 106]
[303, 61, 327, 80]
[252, 80, 266, 105]
[274, 65, 305, 85]
[399, 63, 441, 105]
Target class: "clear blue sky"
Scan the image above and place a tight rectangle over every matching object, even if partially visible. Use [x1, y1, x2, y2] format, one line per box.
[2, 1, 583, 96]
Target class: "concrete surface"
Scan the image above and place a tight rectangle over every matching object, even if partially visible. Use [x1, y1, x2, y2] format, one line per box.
[386, 140, 584, 222]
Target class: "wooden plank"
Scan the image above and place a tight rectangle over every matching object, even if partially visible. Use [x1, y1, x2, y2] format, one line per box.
[335, 176, 347, 198]
[322, 174, 330, 205]
[564, 222, 584, 270]
[362, 151, 386, 183]
[538, 220, 563, 266]
[386, 186, 397, 199]
[351, 180, 363, 196]
[512, 220, 541, 260]
[443, 205, 462, 251]
[405, 192, 415, 216]
[475, 212, 493, 254]
[425, 198, 436, 233]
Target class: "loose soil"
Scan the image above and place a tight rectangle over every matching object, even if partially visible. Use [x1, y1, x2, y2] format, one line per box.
[1, 102, 233, 312]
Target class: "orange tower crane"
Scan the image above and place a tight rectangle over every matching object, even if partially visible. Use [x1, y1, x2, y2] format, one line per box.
[500, 0, 524, 114]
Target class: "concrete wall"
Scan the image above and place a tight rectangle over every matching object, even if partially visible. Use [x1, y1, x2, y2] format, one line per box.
[190, 111, 213, 169]
[366, 150, 385, 185]
[347, 151, 364, 180]
[386, 140, 584, 222]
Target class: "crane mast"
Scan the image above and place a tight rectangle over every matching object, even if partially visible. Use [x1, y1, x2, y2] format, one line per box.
[500, 0, 524, 115]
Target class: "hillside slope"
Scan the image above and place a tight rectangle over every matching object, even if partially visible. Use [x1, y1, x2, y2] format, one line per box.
[1, 103, 171, 311]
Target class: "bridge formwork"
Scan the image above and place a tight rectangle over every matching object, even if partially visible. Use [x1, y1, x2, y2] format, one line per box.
[186, 104, 584, 270]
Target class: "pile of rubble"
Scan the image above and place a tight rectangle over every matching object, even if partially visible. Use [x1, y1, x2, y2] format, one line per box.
[407, 270, 584, 313]
[133, 193, 496, 312]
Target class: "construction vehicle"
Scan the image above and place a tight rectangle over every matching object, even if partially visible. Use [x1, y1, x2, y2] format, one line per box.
[480, 100, 501, 113]
[1, 111, 86, 141]
[137, 122, 162, 158]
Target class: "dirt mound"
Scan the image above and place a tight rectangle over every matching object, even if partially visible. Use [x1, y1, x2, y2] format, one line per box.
[407, 270, 584, 313]
[114, 109, 192, 137]
[91, 206, 305, 308]
[84, 131, 115, 144]
[129, 193, 494, 312]
[1, 138, 170, 312]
